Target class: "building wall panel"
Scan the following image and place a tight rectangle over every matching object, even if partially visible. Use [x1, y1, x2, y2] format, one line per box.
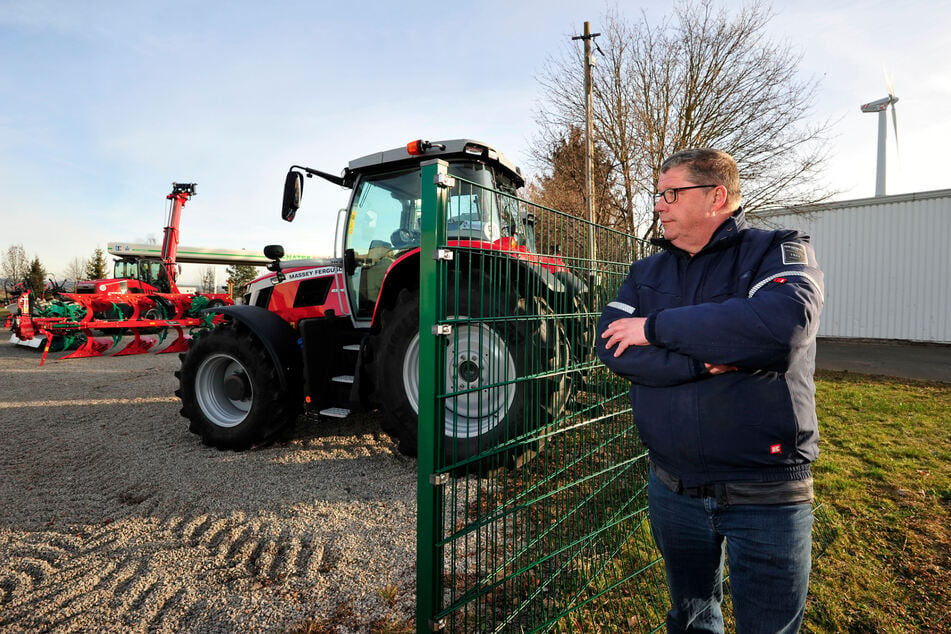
[751, 190, 951, 343]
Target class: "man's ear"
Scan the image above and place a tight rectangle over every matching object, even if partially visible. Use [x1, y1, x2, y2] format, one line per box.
[712, 185, 729, 213]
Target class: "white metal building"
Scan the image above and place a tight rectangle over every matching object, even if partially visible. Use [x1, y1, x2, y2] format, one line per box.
[750, 189, 951, 344]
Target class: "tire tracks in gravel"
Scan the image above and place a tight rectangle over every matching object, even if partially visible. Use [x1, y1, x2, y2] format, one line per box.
[1, 501, 393, 631]
[0, 344, 418, 631]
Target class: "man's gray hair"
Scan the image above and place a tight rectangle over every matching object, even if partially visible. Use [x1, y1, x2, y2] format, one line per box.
[661, 149, 742, 210]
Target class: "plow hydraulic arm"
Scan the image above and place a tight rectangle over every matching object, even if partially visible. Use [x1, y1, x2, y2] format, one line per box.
[161, 182, 196, 292]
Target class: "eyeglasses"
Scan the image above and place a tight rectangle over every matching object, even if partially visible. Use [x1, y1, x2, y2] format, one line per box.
[653, 184, 717, 204]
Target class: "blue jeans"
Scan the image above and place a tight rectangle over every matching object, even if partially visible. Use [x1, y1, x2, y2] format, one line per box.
[648, 469, 813, 634]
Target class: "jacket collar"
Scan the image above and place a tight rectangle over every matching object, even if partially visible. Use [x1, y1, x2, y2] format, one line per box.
[651, 207, 747, 257]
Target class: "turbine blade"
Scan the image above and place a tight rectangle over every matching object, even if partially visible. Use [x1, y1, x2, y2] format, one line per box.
[883, 66, 896, 99]
[891, 105, 901, 160]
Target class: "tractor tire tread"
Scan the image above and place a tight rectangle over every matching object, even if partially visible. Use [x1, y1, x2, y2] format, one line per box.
[176, 322, 301, 450]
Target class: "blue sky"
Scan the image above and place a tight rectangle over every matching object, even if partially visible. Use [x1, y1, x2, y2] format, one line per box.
[2, 0, 949, 283]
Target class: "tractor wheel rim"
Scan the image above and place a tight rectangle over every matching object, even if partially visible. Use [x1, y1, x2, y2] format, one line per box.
[404, 335, 421, 413]
[194, 352, 252, 428]
[403, 322, 517, 440]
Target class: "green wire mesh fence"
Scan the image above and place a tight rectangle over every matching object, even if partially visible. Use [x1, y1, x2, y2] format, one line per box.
[416, 159, 666, 633]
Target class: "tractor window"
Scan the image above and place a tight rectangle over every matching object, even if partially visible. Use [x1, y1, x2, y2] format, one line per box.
[520, 208, 537, 252]
[345, 162, 516, 318]
[114, 259, 138, 280]
[137, 260, 172, 293]
[348, 169, 420, 316]
[447, 164, 499, 242]
[349, 169, 420, 254]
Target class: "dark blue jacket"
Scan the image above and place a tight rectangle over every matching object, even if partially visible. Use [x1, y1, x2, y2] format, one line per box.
[596, 209, 824, 487]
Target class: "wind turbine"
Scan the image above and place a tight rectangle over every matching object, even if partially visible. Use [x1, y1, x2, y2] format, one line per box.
[860, 73, 900, 196]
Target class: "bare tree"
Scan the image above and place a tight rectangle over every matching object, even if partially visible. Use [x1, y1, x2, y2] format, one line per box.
[532, 1, 836, 240]
[63, 256, 88, 282]
[1, 244, 30, 284]
[199, 266, 218, 293]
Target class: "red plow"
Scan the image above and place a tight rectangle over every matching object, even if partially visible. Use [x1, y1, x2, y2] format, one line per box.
[8, 288, 223, 364]
[6, 183, 232, 364]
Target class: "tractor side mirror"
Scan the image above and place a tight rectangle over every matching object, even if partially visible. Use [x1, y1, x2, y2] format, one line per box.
[264, 244, 285, 261]
[264, 244, 286, 284]
[282, 170, 303, 222]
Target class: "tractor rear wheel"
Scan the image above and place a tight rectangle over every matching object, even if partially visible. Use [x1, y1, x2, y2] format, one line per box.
[370, 281, 569, 474]
[175, 322, 301, 450]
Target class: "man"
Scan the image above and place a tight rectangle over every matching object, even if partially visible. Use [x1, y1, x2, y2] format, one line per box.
[597, 149, 824, 633]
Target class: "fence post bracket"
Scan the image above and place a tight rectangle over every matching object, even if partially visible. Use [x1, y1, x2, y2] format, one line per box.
[434, 173, 456, 188]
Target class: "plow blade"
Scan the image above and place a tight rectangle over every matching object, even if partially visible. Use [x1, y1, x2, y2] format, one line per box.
[39, 317, 215, 365]
[7, 290, 228, 365]
[53, 322, 197, 361]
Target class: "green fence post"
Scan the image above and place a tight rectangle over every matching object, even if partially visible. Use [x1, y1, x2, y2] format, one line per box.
[417, 158, 449, 633]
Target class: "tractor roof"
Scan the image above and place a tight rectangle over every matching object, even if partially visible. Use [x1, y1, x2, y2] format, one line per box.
[347, 139, 524, 187]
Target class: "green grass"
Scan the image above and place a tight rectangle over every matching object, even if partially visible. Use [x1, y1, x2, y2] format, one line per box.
[535, 370, 951, 632]
[805, 371, 950, 633]
[288, 370, 950, 633]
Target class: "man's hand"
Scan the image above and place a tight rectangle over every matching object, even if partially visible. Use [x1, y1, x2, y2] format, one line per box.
[602, 318, 740, 372]
[601, 317, 649, 357]
[704, 362, 739, 375]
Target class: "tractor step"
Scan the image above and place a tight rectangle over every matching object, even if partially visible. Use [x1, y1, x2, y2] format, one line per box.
[298, 318, 367, 416]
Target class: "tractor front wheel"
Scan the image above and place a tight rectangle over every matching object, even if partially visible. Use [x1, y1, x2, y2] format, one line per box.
[370, 281, 569, 473]
[175, 322, 300, 450]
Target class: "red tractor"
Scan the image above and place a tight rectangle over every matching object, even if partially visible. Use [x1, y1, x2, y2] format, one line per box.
[176, 139, 588, 466]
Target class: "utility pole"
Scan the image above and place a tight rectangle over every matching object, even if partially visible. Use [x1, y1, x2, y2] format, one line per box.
[572, 22, 600, 271]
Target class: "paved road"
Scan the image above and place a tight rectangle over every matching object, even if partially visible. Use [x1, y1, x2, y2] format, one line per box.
[815, 338, 951, 383]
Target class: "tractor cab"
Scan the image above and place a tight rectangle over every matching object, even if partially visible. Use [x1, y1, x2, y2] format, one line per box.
[283, 139, 527, 321]
[343, 160, 524, 318]
[73, 257, 174, 295]
[113, 257, 174, 293]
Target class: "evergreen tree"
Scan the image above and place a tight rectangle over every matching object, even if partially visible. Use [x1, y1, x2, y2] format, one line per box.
[527, 126, 617, 260]
[85, 247, 109, 280]
[26, 256, 47, 296]
[226, 264, 258, 300]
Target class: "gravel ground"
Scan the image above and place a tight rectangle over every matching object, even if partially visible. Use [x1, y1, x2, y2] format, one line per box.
[0, 339, 418, 632]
